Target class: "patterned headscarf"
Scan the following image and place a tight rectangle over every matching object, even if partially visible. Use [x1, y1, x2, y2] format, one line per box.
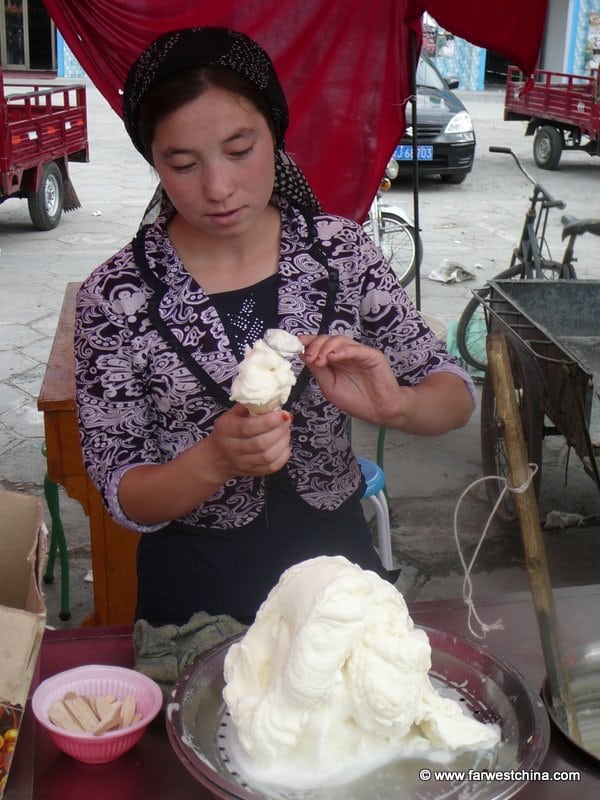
[122, 26, 321, 213]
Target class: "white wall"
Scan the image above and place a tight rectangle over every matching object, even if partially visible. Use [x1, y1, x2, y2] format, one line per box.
[542, 0, 571, 71]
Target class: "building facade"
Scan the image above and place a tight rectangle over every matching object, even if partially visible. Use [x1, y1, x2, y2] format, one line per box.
[1, 0, 54, 71]
[423, 1, 600, 91]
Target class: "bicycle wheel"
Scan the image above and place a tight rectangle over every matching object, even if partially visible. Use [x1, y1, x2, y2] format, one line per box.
[364, 211, 419, 288]
[537, 260, 569, 279]
[480, 337, 543, 526]
[457, 245, 573, 372]
[456, 262, 522, 372]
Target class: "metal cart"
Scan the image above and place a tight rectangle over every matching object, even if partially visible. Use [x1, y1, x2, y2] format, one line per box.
[478, 279, 600, 523]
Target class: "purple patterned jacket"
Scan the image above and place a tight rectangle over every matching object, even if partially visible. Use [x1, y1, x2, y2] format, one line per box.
[74, 197, 474, 533]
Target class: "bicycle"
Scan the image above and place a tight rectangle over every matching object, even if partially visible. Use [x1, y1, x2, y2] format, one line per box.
[456, 146, 577, 372]
[363, 158, 421, 288]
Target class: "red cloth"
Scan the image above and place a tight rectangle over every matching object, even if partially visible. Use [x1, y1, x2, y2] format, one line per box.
[416, 0, 548, 79]
[43, 0, 547, 221]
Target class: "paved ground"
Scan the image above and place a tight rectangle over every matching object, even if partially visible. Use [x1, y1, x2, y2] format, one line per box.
[1, 81, 599, 629]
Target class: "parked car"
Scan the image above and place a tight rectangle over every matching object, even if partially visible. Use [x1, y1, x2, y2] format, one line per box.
[394, 53, 475, 184]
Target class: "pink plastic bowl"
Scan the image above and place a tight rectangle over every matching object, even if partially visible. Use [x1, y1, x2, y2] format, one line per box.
[31, 664, 163, 764]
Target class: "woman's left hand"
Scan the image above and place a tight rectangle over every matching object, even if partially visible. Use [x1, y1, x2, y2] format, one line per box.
[299, 334, 474, 434]
[300, 334, 403, 424]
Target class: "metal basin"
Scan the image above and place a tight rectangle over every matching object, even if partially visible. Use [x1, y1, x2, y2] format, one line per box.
[542, 640, 600, 763]
[165, 627, 550, 800]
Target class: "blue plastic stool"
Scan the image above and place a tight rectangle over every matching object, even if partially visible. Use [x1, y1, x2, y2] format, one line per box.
[358, 456, 393, 570]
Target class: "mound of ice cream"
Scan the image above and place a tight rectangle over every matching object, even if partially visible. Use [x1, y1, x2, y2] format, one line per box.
[223, 555, 500, 788]
[230, 330, 303, 415]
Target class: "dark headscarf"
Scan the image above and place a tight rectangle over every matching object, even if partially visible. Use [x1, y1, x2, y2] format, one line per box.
[122, 26, 321, 214]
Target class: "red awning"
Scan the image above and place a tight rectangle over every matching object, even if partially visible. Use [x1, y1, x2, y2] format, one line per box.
[42, 0, 548, 221]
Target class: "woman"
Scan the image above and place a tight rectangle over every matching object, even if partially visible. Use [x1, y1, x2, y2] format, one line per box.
[75, 27, 475, 626]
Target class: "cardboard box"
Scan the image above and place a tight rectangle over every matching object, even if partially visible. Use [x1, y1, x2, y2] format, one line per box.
[0, 490, 47, 798]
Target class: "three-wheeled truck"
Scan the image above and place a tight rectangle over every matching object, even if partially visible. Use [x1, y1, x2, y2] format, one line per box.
[0, 68, 88, 229]
[504, 64, 600, 170]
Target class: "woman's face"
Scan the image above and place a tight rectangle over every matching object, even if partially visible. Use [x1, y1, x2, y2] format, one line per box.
[151, 85, 276, 238]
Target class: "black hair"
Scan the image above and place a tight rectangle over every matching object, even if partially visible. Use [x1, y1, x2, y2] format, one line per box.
[137, 66, 276, 163]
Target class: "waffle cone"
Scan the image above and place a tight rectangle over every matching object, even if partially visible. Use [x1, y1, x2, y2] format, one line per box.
[244, 399, 282, 415]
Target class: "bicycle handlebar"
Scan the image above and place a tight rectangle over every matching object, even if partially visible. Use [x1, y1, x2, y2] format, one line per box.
[488, 146, 564, 209]
[545, 198, 567, 209]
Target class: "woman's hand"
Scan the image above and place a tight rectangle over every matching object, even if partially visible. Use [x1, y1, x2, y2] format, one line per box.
[300, 334, 405, 424]
[208, 404, 293, 482]
[118, 404, 292, 525]
[300, 334, 473, 434]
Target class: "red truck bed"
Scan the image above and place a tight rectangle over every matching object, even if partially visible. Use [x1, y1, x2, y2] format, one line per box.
[504, 65, 600, 140]
[1, 76, 88, 191]
[1, 71, 89, 228]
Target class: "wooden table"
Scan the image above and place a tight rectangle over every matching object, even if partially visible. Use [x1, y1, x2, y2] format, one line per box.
[38, 282, 139, 626]
[7, 587, 600, 798]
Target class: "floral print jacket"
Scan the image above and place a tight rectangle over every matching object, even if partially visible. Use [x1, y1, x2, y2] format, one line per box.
[74, 197, 474, 533]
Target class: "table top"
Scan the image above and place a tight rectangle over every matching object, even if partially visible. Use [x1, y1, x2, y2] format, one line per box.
[8, 587, 600, 799]
[37, 281, 80, 413]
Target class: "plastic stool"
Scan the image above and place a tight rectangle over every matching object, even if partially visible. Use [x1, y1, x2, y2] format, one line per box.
[358, 456, 393, 571]
[41, 442, 71, 621]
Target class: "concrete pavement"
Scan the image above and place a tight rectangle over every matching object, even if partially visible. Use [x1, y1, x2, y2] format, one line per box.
[1, 80, 155, 626]
[1, 80, 599, 629]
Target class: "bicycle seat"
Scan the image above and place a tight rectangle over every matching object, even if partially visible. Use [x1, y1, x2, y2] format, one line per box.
[561, 215, 600, 239]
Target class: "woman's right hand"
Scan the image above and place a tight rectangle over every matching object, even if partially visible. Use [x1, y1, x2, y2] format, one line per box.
[207, 404, 293, 481]
[119, 404, 292, 526]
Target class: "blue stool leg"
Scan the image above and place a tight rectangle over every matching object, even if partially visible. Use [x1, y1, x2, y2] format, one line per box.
[368, 491, 393, 570]
[43, 471, 71, 621]
[358, 456, 394, 572]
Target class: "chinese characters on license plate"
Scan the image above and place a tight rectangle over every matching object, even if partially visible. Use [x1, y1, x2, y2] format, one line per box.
[394, 145, 434, 161]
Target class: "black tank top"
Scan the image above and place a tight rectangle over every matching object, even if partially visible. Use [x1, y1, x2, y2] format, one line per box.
[210, 273, 279, 361]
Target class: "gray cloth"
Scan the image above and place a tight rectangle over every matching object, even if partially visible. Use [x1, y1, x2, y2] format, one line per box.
[133, 610, 247, 697]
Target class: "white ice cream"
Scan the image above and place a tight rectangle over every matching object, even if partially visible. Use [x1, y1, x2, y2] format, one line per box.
[223, 556, 500, 788]
[263, 328, 305, 356]
[230, 337, 297, 413]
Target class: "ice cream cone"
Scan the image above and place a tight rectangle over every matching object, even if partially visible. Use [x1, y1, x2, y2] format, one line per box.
[243, 399, 282, 415]
[230, 337, 297, 412]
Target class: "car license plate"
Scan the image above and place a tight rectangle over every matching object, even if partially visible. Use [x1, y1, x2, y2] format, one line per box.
[394, 145, 433, 161]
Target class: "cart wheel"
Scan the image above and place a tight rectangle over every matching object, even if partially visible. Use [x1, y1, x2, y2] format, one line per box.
[480, 338, 543, 525]
[533, 126, 562, 170]
[28, 161, 64, 230]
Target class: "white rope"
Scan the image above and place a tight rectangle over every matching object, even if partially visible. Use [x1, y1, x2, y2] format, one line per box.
[453, 465, 539, 640]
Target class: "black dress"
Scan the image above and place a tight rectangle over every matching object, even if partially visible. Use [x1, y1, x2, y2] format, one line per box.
[135, 470, 385, 626]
